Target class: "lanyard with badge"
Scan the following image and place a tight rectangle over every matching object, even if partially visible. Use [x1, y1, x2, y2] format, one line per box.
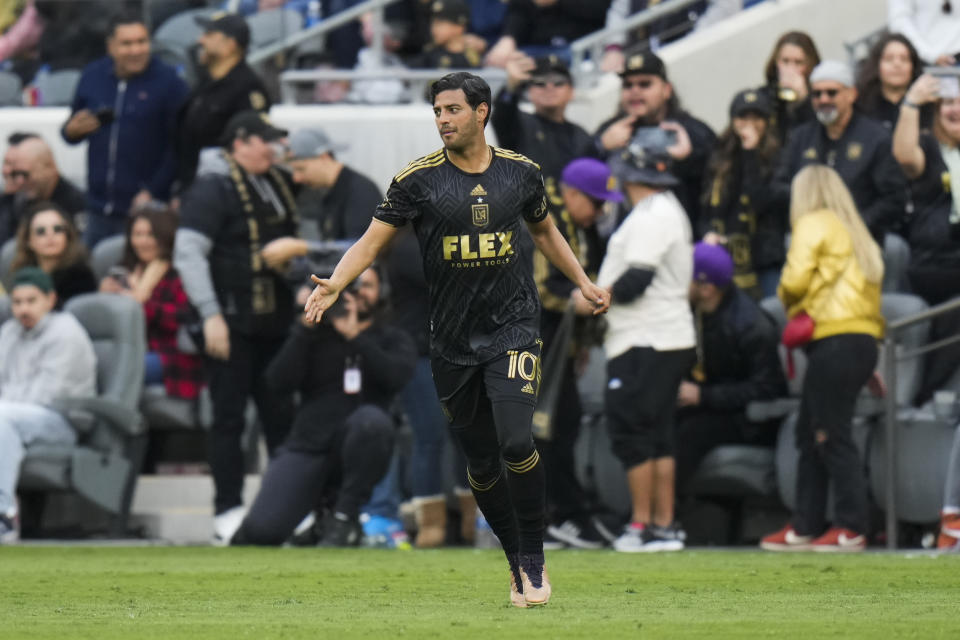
[344, 355, 362, 395]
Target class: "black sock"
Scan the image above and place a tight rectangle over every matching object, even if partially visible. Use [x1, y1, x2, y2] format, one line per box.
[504, 448, 546, 556]
[468, 464, 519, 555]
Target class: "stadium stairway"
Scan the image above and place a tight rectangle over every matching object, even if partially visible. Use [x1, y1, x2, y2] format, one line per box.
[128, 474, 262, 544]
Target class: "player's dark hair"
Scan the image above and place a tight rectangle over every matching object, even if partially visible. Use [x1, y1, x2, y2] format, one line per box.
[428, 72, 492, 127]
[7, 131, 39, 146]
[107, 10, 146, 38]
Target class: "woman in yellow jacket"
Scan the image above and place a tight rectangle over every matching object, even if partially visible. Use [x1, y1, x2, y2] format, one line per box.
[761, 165, 884, 552]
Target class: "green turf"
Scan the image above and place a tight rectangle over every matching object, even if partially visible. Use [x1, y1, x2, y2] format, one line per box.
[1, 547, 957, 639]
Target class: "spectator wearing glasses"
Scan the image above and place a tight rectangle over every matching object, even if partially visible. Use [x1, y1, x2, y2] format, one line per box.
[9, 201, 95, 309]
[889, 0, 960, 66]
[594, 52, 716, 230]
[493, 55, 592, 192]
[772, 60, 907, 241]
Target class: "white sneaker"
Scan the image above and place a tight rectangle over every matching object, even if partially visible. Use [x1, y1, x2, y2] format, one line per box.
[0, 508, 20, 544]
[212, 505, 246, 546]
[613, 523, 684, 553]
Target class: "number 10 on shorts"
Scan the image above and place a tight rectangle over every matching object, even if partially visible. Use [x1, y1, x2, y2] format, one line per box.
[507, 349, 538, 381]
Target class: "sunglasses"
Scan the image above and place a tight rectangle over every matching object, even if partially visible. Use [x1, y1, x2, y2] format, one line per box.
[811, 88, 841, 99]
[32, 224, 68, 237]
[529, 77, 570, 88]
[9, 169, 29, 180]
[622, 78, 654, 90]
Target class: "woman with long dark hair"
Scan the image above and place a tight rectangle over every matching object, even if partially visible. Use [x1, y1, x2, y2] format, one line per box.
[99, 204, 203, 399]
[762, 31, 821, 144]
[701, 88, 788, 299]
[760, 165, 884, 553]
[10, 200, 94, 307]
[857, 32, 933, 130]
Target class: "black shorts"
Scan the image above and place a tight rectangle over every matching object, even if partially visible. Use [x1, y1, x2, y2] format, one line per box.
[605, 346, 694, 468]
[431, 341, 543, 461]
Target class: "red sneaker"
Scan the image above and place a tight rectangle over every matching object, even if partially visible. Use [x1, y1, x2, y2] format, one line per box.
[937, 512, 960, 550]
[760, 524, 813, 551]
[810, 527, 866, 552]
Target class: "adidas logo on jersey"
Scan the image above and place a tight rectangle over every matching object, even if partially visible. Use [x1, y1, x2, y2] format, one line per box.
[470, 184, 487, 196]
[521, 382, 535, 395]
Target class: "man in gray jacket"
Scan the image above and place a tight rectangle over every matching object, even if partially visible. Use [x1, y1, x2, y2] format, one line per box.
[0, 267, 97, 543]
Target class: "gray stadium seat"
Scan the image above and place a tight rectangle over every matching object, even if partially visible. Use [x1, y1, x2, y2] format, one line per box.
[33, 69, 82, 106]
[869, 411, 956, 524]
[0, 238, 17, 292]
[154, 7, 217, 53]
[0, 71, 23, 106]
[18, 293, 147, 535]
[90, 234, 126, 283]
[247, 8, 304, 50]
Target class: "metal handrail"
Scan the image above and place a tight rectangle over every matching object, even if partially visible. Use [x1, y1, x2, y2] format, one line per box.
[881, 295, 960, 549]
[277, 67, 508, 103]
[568, 0, 707, 76]
[246, 0, 402, 65]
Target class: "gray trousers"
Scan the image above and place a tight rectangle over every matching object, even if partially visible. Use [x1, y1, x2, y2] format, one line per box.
[945, 426, 960, 512]
[0, 400, 76, 514]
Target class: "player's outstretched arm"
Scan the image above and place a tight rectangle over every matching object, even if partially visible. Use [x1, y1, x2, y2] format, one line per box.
[304, 219, 398, 323]
[526, 216, 610, 315]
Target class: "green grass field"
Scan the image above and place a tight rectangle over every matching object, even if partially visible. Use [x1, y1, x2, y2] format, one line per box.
[2, 546, 957, 639]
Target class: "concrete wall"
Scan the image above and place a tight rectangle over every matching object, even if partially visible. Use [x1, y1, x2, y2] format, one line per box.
[566, 0, 888, 134]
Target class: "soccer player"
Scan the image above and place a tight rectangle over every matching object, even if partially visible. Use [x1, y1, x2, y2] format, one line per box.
[304, 72, 610, 608]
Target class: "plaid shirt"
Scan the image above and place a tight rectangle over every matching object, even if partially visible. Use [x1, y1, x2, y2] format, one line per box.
[145, 269, 204, 400]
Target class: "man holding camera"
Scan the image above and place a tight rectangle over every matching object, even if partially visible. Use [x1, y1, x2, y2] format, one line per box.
[174, 110, 305, 544]
[63, 10, 189, 247]
[593, 51, 716, 229]
[230, 266, 416, 547]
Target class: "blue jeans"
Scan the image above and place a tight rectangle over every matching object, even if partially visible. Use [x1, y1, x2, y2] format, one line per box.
[0, 400, 76, 513]
[145, 352, 164, 386]
[402, 357, 450, 497]
[758, 268, 781, 299]
[83, 213, 127, 250]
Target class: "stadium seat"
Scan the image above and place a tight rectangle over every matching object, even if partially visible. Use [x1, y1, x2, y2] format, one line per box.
[90, 234, 126, 282]
[0, 70, 23, 106]
[0, 238, 16, 292]
[17, 293, 148, 535]
[869, 411, 956, 524]
[33, 69, 82, 106]
[247, 8, 304, 51]
[153, 7, 217, 53]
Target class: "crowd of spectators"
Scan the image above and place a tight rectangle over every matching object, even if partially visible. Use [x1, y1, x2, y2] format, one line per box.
[1, 1, 960, 553]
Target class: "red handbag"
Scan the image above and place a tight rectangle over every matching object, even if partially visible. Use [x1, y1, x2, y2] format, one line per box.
[781, 311, 815, 379]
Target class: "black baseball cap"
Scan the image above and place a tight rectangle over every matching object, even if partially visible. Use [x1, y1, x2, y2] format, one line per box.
[430, 0, 469, 26]
[619, 51, 668, 81]
[221, 111, 288, 145]
[196, 12, 251, 51]
[608, 130, 679, 187]
[729, 88, 772, 119]
[531, 55, 572, 82]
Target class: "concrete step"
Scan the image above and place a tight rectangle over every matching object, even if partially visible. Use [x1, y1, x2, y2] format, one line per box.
[129, 474, 262, 544]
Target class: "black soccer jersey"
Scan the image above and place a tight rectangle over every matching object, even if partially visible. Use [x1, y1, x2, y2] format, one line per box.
[374, 146, 549, 366]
